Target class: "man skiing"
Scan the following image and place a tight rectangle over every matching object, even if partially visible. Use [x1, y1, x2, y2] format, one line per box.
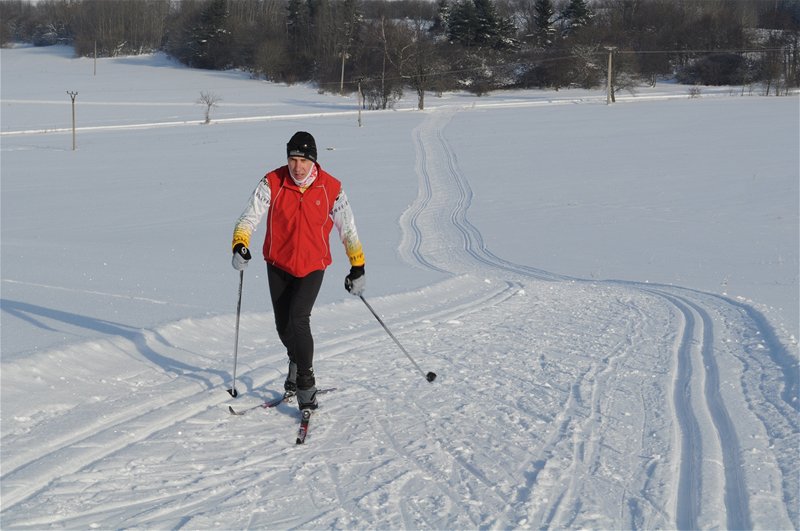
[231, 131, 366, 412]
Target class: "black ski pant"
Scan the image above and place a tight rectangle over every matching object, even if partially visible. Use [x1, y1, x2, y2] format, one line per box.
[267, 264, 324, 389]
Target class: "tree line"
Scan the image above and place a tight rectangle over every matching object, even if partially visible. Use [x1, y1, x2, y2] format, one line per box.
[2, 0, 798, 108]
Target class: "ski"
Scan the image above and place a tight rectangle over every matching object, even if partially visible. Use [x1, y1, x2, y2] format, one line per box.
[296, 409, 312, 444]
[228, 391, 294, 416]
[228, 388, 335, 416]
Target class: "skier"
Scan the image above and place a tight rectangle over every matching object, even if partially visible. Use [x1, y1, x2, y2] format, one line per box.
[231, 131, 366, 412]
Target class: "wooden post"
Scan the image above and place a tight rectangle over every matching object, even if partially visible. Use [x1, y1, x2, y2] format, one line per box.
[67, 91, 78, 150]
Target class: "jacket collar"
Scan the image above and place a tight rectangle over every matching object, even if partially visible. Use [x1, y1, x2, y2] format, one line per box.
[280, 163, 322, 191]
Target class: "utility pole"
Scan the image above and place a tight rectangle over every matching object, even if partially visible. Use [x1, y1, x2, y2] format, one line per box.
[357, 78, 363, 127]
[67, 91, 78, 150]
[605, 46, 617, 105]
[340, 50, 348, 95]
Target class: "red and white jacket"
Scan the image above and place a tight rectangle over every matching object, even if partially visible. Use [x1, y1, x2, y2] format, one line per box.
[232, 164, 364, 277]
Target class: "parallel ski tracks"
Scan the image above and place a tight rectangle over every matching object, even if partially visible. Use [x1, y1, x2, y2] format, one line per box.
[406, 108, 796, 528]
[648, 285, 798, 527]
[0, 277, 522, 523]
[651, 288, 750, 530]
[403, 121, 449, 274]
[407, 110, 567, 282]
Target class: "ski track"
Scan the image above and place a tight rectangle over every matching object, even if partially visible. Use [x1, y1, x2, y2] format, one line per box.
[651, 289, 748, 530]
[1, 275, 533, 528]
[395, 109, 797, 529]
[2, 105, 797, 529]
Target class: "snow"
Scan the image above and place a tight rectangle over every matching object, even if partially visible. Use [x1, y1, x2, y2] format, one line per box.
[2, 44, 798, 529]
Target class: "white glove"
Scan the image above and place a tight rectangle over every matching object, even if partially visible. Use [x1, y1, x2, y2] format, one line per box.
[232, 243, 252, 271]
[345, 266, 365, 296]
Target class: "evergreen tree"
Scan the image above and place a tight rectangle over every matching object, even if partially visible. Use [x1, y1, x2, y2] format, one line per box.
[561, 0, 592, 37]
[473, 0, 499, 46]
[448, 0, 515, 50]
[190, 0, 230, 69]
[448, 0, 479, 46]
[286, 0, 307, 43]
[431, 0, 450, 37]
[286, 0, 312, 69]
[533, 0, 555, 47]
[495, 15, 518, 50]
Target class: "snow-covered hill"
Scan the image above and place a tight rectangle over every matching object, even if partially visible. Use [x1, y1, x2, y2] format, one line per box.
[2, 44, 798, 529]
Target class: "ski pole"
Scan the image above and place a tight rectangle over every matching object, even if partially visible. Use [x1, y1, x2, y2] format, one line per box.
[228, 269, 244, 397]
[359, 295, 437, 382]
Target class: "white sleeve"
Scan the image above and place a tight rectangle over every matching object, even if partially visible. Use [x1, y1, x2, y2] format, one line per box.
[232, 177, 270, 249]
[331, 189, 365, 266]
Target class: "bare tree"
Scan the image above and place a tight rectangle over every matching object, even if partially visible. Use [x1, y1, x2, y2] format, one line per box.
[355, 17, 398, 109]
[404, 28, 443, 110]
[198, 91, 222, 124]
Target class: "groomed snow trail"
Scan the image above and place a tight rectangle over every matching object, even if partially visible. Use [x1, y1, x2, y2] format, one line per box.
[1, 105, 796, 529]
[395, 109, 798, 529]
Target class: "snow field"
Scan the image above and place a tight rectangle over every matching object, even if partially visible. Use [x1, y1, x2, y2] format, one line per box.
[1, 44, 798, 529]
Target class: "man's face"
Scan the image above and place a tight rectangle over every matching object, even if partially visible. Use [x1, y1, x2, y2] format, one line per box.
[288, 156, 314, 180]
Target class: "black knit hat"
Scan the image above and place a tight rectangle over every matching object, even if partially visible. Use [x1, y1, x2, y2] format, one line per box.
[287, 131, 317, 162]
